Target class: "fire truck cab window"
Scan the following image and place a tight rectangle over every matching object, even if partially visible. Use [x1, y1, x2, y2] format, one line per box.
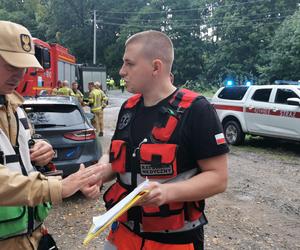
[34, 46, 43, 66]
[252, 88, 272, 102]
[43, 48, 51, 69]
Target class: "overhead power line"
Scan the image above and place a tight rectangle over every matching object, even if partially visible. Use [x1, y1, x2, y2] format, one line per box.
[101, 9, 296, 24]
[97, 15, 296, 30]
[98, 0, 271, 15]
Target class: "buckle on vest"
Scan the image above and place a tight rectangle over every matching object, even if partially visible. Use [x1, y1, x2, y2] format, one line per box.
[111, 221, 119, 232]
[176, 106, 185, 114]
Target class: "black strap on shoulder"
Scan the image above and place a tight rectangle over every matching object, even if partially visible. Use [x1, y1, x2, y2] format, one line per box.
[169, 88, 200, 116]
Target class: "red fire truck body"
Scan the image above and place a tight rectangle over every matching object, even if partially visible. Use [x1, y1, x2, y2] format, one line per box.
[16, 38, 76, 96]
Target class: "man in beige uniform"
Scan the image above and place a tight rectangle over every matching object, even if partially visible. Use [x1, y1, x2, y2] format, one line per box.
[0, 21, 103, 250]
[88, 82, 108, 136]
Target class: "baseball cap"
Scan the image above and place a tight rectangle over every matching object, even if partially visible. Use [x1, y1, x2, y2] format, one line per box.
[0, 21, 42, 69]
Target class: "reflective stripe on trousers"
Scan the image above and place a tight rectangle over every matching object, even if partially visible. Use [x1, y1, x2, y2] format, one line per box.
[105, 223, 197, 250]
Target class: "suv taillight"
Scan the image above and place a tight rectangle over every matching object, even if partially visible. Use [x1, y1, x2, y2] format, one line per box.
[64, 129, 96, 141]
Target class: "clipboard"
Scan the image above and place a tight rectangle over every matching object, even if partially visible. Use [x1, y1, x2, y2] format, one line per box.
[83, 179, 150, 246]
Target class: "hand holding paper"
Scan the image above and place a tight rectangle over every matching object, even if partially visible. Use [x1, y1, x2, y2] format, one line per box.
[83, 179, 150, 245]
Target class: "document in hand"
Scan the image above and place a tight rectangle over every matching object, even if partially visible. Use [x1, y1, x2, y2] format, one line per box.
[83, 179, 150, 245]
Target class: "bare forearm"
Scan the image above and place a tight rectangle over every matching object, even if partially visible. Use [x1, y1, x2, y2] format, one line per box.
[165, 170, 227, 202]
[165, 154, 228, 203]
[98, 154, 116, 183]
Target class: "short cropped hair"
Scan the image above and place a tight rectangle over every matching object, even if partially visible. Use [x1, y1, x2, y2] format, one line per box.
[125, 30, 174, 72]
[62, 80, 69, 86]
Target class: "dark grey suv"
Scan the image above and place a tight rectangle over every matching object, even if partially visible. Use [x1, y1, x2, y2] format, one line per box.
[23, 96, 101, 177]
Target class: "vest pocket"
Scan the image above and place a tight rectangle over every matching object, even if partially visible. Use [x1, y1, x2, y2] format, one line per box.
[35, 202, 52, 222]
[152, 115, 178, 142]
[141, 202, 185, 231]
[103, 182, 128, 209]
[139, 144, 177, 179]
[110, 140, 127, 173]
[103, 182, 129, 222]
[185, 201, 205, 222]
[0, 206, 27, 239]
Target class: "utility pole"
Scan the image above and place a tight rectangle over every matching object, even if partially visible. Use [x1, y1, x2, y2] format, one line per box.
[93, 10, 97, 65]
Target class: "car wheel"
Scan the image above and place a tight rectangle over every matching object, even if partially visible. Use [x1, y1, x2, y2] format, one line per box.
[224, 120, 245, 145]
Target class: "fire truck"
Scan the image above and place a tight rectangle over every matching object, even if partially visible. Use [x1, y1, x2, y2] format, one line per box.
[16, 38, 77, 96]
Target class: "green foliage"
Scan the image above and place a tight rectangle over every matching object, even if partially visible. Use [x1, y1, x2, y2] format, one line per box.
[1, 0, 299, 89]
[206, 0, 298, 85]
[259, 9, 300, 82]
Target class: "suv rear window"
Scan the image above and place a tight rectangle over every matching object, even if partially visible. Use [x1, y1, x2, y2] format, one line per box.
[275, 88, 299, 104]
[23, 104, 84, 127]
[252, 88, 272, 102]
[218, 86, 249, 100]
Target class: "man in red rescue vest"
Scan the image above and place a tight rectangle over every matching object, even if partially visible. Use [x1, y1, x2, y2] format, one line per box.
[96, 30, 229, 249]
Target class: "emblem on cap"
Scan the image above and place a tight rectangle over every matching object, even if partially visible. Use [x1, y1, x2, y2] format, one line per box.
[20, 34, 31, 52]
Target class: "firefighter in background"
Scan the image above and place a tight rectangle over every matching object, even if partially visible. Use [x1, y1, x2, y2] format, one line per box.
[51, 80, 62, 95]
[106, 77, 110, 90]
[92, 30, 228, 250]
[88, 82, 107, 137]
[107, 77, 115, 90]
[119, 78, 126, 93]
[57, 80, 74, 96]
[94, 81, 108, 103]
[109, 77, 115, 90]
[71, 81, 83, 103]
[0, 21, 104, 250]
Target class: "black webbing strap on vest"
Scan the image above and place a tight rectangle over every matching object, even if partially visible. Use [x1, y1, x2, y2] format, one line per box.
[170, 90, 185, 109]
[0, 152, 20, 165]
[169, 89, 199, 116]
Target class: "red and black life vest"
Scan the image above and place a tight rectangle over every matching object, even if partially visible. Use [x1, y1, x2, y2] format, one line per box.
[104, 88, 206, 233]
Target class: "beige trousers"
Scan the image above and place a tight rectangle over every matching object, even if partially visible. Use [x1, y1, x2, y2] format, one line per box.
[92, 110, 104, 133]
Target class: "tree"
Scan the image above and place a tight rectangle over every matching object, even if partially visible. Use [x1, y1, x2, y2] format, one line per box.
[259, 9, 300, 81]
[0, 0, 47, 39]
[1, 0, 298, 88]
[206, 0, 298, 85]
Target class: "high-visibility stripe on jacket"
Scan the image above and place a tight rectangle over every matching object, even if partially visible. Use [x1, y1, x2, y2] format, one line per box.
[0, 108, 51, 240]
[105, 89, 206, 234]
[120, 79, 126, 86]
[72, 89, 83, 101]
[109, 79, 115, 86]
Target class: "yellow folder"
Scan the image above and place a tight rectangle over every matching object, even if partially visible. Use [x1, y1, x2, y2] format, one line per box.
[83, 180, 149, 246]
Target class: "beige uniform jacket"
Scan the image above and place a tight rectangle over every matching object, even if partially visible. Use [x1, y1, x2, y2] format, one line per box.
[0, 91, 62, 250]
